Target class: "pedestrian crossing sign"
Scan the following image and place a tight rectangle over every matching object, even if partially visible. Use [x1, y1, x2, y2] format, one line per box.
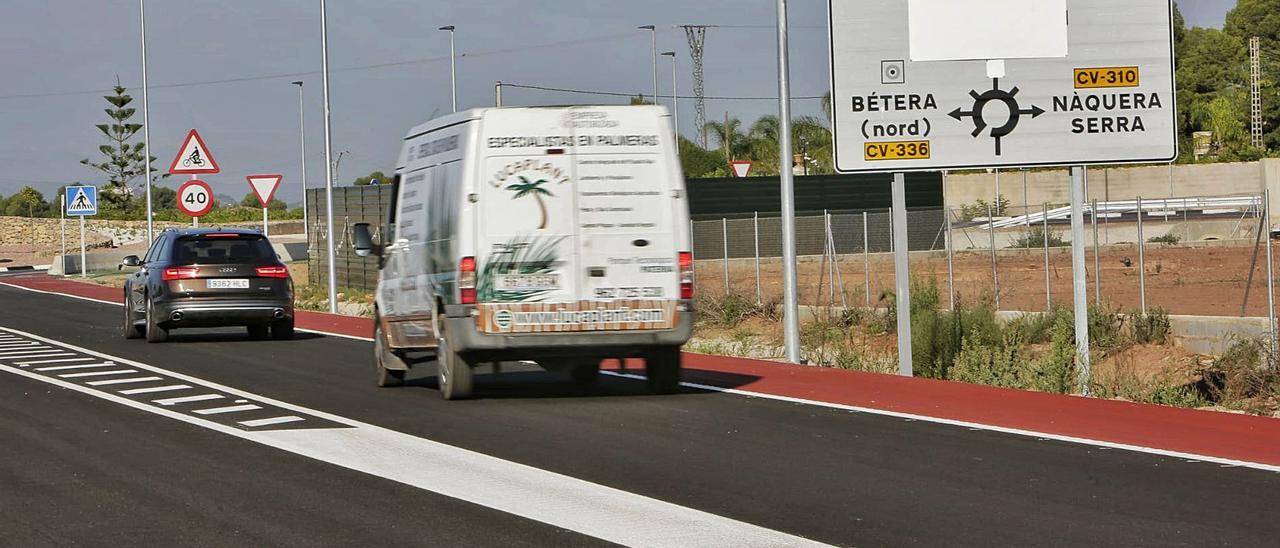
[65, 186, 98, 217]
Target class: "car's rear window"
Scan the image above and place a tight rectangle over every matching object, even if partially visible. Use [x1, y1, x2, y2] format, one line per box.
[172, 236, 275, 264]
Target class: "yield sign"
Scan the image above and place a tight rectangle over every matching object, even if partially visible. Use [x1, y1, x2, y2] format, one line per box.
[168, 129, 220, 175]
[730, 160, 752, 178]
[246, 174, 283, 208]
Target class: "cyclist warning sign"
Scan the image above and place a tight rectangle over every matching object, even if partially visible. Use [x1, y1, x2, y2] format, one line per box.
[168, 129, 221, 175]
[828, 0, 1177, 173]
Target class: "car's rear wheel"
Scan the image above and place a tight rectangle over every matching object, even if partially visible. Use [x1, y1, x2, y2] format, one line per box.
[271, 319, 295, 340]
[246, 325, 270, 340]
[144, 296, 168, 343]
[122, 291, 143, 340]
[373, 317, 407, 388]
[644, 346, 682, 394]
[437, 322, 473, 400]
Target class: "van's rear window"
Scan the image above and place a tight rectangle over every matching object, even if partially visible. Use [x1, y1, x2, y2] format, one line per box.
[173, 236, 275, 264]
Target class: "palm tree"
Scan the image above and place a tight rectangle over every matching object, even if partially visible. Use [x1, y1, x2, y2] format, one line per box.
[506, 176, 555, 229]
[704, 117, 750, 162]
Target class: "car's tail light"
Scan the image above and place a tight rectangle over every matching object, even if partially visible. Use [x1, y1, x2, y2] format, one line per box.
[678, 251, 694, 300]
[204, 233, 241, 238]
[459, 256, 477, 305]
[256, 266, 289, 278]
[162, 267, 199, 281]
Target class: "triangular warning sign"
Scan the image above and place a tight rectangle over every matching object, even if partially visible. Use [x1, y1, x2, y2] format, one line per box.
[730, 161, 752, 178]
[168, 129, 220, 175]
[247, 174, 283, 208]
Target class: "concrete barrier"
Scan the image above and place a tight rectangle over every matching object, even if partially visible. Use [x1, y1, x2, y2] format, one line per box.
[50, 251, 132, 276]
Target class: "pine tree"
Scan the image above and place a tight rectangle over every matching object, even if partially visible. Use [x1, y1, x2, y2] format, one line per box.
[80, 79, 163, 209]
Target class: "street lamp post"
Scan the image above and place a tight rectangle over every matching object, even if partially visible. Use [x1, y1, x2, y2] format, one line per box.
[439, 25, 456, 113]
[319, 0, 338, 314]
[776, 0, 801, 363]
[291, 81, 308, 242]
[139, 0, 154, 244]
[661, 51, 678, 145]
[639, 25, 658, 104]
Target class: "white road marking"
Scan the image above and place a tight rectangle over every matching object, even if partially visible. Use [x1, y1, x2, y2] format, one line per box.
[58, 369, 138, 379]
[0, 326, 830, 547]
[153, 394, 223, 406]
[0, 351, 70, 359]
[16, 357, 96, 366]
[37, 362, 117, 372]
[239, 416, 305, 428]
[601, 370, 1280, 474]
[120, 384, 192, 395]
[87, 376, 165, 387]
[193, 404, 262, 415]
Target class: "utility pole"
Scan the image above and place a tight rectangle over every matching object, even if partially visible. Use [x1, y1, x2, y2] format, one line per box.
[681, 25, 708, 148]
[139, 0, 154, 244]
[292, 81, 308, 242]
[319, 0, 339, 314]
[1250, 36, 1264, 151]
[774, 3, 800, 363]
[639, 25, 658, 105]
[440, 26, 457, 113]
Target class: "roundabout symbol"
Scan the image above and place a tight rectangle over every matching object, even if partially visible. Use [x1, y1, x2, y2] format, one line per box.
[948, 79, 1045, 156]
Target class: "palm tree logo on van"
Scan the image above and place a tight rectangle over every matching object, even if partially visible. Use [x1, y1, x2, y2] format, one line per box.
[505, 176, 554, 230]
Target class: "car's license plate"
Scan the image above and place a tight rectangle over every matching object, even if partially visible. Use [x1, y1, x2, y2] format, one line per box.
[207, 279, 249, 289]
[495, 274, 560, 291]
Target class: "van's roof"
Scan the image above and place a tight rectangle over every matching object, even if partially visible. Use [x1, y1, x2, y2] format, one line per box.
[402, 104, 669, 141]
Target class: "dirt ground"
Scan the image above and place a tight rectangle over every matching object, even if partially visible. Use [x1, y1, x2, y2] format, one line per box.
[696, 241, 1280, 318]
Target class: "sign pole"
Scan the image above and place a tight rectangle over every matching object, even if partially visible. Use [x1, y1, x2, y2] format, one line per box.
[892, 172, 913, 376]
[775, 0, 800, 363]
[263, 207, 270, 236]
[79, 215, 87, 279]
[1070, 166, 1092, 394]
[60, 193, 66, 277]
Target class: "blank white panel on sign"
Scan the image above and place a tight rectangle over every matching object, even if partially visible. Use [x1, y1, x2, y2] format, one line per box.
[908, 0, 1068, 61]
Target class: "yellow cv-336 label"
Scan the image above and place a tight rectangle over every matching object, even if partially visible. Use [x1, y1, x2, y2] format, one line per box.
[864, 140, 930, 161]
[1074, 66, 1140, 89]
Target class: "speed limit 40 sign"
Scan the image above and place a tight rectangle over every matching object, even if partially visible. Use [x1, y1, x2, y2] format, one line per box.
[177, 179, 215, 217]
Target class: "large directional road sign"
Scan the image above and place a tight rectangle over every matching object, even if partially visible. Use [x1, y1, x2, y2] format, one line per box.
[828, 0, 1177, 173]
[64, 186, 98, 217]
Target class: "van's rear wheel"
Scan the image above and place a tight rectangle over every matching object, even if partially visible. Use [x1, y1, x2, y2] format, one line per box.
[437, 326, 474, 400]
[570, 361, 601, 384]
[644, 347, 682, 394]
[373, 318, 407, 388]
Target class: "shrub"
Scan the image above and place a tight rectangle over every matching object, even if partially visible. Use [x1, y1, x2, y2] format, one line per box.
[1012, 226, 1068, 248]
[1204, 337, 1280, 414]
[1088, 304, 1125, 349]
[949, 332, 1027, 389]
[695, 291, 774, 328]
[1129, 307, 1172, 345]
[1147, 233, 1182, 246]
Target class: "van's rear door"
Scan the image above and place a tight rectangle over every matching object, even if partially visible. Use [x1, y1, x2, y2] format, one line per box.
[570, 108, 679, 330]
[475, 107, 679, 334]
[476, 109, 581, 331]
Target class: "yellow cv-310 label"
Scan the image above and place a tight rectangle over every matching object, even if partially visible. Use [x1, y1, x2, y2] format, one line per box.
[1074, 66, 1140, 89]
[864, 140, 930, 161]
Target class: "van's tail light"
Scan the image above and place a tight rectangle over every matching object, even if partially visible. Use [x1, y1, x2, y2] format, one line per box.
[678, 251, 694, 300]
[162, 267, 199, 281]
[256, 266, 290, 278]
[459, 256, 477, 305]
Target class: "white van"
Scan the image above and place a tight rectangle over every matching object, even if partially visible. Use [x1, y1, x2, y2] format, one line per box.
[354, 105, 694, 400]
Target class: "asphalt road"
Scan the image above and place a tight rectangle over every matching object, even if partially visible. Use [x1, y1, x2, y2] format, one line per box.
[3, 282, 1280, 547]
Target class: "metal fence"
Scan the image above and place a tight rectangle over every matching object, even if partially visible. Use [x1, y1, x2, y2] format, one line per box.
[306, 185, 391, 291]
[693, 192, 1277, 321]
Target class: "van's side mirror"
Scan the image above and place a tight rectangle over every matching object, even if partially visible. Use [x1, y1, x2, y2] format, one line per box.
[120, 255, 141, 270]
[353, 223, 380, 258]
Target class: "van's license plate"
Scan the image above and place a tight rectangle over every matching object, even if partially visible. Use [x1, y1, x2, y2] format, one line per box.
[207, 279, 250, 289]
[495, 274, 560, 291]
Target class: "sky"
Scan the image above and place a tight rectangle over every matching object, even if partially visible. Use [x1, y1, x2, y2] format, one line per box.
[0, 0, 1238, 205]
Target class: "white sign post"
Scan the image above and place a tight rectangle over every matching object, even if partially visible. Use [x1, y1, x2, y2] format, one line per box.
[247, 175, 284, 237]
[64, 186, 98, 279]
[828, 0, 1177, 384]
[59, 193, 66, 278]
